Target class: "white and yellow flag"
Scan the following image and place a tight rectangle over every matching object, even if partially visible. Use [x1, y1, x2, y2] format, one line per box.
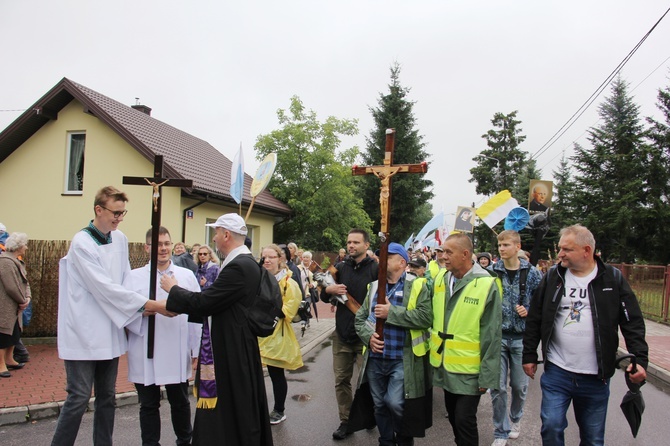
[476, 190, 519, 228]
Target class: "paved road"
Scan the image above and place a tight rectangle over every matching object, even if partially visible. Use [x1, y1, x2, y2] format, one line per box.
[1, 334, 669, 445]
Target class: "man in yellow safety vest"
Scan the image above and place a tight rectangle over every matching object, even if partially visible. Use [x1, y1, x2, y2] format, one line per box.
[430, 233, 502, 446]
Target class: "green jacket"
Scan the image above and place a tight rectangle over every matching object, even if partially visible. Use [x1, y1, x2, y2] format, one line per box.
[433, 264, 502, 395]
[354, 275, 433, 399]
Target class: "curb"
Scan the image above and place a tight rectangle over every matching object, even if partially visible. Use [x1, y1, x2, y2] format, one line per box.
[0, 322, 335, 427]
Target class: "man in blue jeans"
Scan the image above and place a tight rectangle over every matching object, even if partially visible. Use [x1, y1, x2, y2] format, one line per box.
[53, 186, 173, 446]
[489, 230, 542, 446]
[354, 243, 433, 445]
[523, 224, 648, 445]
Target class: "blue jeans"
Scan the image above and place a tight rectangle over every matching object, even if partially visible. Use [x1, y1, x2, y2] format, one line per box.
[51, 358, 119, 446]
[491, 337, 528, 439]
[540, 361, 610, 446]
[366, 357, 405, 446]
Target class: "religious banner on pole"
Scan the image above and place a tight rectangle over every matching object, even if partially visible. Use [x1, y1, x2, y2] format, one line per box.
[352, 128, 428, 339]
[245, 152, 277, 220]
[123, 155, 193, 358]
[453, 206, 476, 233]
[230, 142, 245, 214]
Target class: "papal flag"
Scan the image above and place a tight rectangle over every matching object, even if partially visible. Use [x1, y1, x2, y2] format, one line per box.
[476, 190, 519, 228]
[230, 143, 244, 204]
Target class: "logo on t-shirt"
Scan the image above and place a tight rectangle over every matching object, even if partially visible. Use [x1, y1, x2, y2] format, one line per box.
[563, 300, 584, 327]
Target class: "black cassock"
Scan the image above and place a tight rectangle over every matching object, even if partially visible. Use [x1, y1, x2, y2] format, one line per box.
[167, 252, 273, 446]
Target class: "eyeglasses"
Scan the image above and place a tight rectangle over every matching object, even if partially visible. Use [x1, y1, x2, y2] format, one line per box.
[198, 252, 209, 256]
[147, 242, 173, 248]
[99, 206, 128, 219]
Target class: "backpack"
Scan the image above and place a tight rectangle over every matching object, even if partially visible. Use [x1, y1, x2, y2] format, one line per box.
[247, 265, 285, 337]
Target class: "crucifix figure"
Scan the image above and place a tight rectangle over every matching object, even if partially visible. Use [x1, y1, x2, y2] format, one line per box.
[123, 155, 193, 358]
[352, 128, 428, 338]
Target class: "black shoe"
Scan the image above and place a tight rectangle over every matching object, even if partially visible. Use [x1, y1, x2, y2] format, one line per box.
[332, 423, 350, 440]
[7, 363, 25, 370]
[13, 355, 29, 363]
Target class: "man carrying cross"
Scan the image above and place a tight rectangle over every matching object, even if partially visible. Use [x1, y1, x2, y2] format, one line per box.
[52, 186, 176, 446]
[354, 242, 433, 446]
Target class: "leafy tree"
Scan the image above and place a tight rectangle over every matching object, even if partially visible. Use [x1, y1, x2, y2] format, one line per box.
[254, 96, 372, 251]
[571, 78, 647, 262]
[642, 83, 670, 263]
[469, 111, 528, 196]
[357, 63, 434, 244]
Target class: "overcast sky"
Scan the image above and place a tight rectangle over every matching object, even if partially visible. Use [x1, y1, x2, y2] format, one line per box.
[2, 1, 669, 232]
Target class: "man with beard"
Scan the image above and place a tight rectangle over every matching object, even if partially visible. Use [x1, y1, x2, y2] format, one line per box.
[322, 229, 378, 440]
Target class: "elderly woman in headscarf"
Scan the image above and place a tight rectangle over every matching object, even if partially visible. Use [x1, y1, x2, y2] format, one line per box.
[259, 243, 303, 425]
[0, 232, 31, 378]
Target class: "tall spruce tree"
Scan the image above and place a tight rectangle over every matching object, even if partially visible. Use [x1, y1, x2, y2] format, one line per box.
[542, 153, 578, 259]
[571, 78, 647, 262]
[643, 83, 670, 263]
[358, 63, 433, 244]
[469, 111, 528, 196]
[470, 111, 529, 252]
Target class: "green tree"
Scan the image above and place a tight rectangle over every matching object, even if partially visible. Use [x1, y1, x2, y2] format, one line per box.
[571, 78, 647, 262]
[642, 83, 670, 263]
[512, 157, 542, 204]
[357, 63, 434, 244]
[469, 111, 528, 196]
[254, 96, 372, 251]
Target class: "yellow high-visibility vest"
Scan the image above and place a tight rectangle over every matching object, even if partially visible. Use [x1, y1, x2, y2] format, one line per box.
[430, 273, 500, 373]
[365, 277, 430, 356]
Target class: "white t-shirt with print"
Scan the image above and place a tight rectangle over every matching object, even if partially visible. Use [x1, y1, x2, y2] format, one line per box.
[546, 265, 599, 374]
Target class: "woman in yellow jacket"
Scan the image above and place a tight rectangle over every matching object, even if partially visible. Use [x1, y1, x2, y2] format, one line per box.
[259, 244, 304, 425]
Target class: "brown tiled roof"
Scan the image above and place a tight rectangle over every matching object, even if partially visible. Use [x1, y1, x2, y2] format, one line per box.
[0, 77, 291, 215]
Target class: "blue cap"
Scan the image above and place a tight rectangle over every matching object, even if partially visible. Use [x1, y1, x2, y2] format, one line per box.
[387, 242, 409, 263]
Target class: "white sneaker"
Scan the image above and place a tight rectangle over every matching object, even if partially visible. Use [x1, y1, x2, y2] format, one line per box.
[509, 421, 521, 439]
[492, 439, 507, 446]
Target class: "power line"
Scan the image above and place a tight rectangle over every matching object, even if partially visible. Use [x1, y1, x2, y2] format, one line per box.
[531, 6, 670, 162]
[538, 53, 670, 172]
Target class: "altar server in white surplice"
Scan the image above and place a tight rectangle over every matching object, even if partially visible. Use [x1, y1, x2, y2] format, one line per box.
[52, 186, 174, 446]
[124, 226, 201, 446]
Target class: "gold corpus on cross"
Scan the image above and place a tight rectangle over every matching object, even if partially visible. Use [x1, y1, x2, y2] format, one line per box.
[352, 128, 428, 339]
[145, 178, 170, 212]
[371, 166, 400, 235]
[123, 155, 193, 359]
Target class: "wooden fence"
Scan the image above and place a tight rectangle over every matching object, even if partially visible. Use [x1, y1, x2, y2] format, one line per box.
[22, 240, 149, 337]
[21, 240, 339, 337]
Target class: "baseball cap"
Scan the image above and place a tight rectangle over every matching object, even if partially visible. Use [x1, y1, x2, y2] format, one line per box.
[434, 246, 444, 252]
[205, 213, 248, 236]
[408, 257, 427, 268]
[387, 242, 409, 263]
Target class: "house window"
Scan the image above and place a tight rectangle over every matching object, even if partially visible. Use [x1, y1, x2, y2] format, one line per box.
[65, 132, 86, 193]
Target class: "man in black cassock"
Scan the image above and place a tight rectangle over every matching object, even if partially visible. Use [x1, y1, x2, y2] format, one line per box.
[158, 214, 273, 446]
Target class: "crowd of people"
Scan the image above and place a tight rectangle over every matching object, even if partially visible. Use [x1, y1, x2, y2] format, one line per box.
[0, 184, 651, 446]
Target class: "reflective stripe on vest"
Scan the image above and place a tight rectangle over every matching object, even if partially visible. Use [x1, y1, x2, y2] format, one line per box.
[430, 274, 500, 373]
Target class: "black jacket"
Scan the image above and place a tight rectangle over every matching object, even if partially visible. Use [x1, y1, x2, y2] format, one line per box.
[321, 255, 378, 344]
[522, 257, 648, 379]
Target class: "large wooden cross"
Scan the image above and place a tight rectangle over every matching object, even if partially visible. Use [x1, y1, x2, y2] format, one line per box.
[352, 128, 428, 338]
[123, 155, 193, 358]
